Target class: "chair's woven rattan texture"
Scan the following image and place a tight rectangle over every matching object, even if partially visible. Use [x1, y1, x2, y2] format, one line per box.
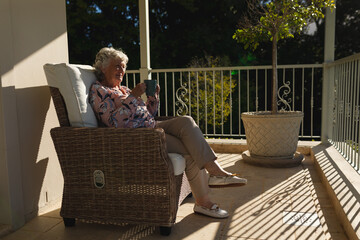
[49, 87, 191, 227]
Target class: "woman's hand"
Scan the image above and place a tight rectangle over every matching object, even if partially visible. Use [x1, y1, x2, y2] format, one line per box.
[131, 83, 146, 98]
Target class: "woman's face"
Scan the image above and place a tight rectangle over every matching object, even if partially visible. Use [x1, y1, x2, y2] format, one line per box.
[102, 58, 126, 87]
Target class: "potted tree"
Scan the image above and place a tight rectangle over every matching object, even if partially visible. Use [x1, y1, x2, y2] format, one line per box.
[233, 0, 335, 167]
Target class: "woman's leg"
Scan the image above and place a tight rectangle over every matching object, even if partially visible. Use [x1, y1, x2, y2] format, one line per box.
[156, 116, 215, 168]
[165, 134, 210, 200]
[165, 133, 228, 218]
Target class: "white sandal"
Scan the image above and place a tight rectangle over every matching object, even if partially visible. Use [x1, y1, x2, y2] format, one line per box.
[193, 203, 229, 218]
[209, 174, 247, 187]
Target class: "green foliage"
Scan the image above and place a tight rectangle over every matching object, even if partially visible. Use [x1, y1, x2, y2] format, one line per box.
[66, 0, 249, 68]
[335, 0, 360, 59]
[233, 0, 335, 51]
[149, 0, 249, 68]
[66, 0, 140, 68]
[66, 0, 359, 69]
[186, 57, 237, 129]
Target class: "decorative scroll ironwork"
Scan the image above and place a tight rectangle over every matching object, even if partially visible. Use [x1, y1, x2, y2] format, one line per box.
[175, 83, 189, 116]
[277, 78, 292, 111]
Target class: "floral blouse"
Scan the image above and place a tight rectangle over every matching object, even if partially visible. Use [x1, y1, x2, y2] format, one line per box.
[89, 81, 159, 128]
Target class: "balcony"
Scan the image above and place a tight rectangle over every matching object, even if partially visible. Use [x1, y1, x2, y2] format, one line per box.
[1, 0, 359, 237]
[1, 54, 359, 240]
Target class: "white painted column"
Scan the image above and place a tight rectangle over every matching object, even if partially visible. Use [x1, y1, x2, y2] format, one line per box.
[321, 3, 336, 143]
[139, 0, 151, 81]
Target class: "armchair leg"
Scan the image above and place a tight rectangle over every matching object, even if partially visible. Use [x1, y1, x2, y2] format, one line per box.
[159, 226, 172, 236]
[63, 217, 76, 227]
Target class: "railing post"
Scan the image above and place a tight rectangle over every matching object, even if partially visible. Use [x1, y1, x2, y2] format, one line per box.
[321, 3, 336, 143]
[322, 65, 335, 142]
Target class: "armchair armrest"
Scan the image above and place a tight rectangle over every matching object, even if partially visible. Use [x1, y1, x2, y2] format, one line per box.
[50, 126, 175, 179]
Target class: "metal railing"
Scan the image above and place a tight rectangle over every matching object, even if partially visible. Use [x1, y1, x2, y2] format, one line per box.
[327, 53, 360, 173]
[125, 64, 323, 139]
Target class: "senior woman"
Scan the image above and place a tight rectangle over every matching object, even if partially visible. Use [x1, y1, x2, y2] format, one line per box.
[89, 47, 247, 219]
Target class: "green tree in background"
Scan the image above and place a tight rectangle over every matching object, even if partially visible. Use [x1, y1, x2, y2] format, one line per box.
[66, 0, 252, 69]
[66, 0, 359, 69]
[148, 0, 249, 68]
[186, 56, 236, 132]
[66, 0, 140, 69]
[334, 0, 360, 59]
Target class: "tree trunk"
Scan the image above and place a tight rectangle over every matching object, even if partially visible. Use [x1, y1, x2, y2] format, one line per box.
[271, 34, 278, 114]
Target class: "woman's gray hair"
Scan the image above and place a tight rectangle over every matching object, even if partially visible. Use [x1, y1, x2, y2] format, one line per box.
[93, 47, 129, 81]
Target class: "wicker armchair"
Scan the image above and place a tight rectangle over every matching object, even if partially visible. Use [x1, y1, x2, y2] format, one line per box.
[45, 64, 191, 236]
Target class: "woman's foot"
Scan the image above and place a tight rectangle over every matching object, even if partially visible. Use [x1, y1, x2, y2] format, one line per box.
[194, 192, 229, 218]
[208, 174, 247, 187]
[204, 160, 230, 176]
[193, 203, 229, 218]
[205, 160, 247, 187]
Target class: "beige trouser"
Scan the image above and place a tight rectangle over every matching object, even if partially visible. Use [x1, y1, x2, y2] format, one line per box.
[156, 116, 217, 199]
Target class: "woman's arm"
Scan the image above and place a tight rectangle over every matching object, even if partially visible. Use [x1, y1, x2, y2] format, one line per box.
[123, 83, 159, 118]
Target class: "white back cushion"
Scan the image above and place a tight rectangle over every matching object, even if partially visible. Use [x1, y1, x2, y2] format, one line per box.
[43, 63, 98, 127]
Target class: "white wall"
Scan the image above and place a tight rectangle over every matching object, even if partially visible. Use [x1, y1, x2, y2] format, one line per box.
[0, 0, 68, 230]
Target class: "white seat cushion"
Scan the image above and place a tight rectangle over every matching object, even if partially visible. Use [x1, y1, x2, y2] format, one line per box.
[43, 63, 98, 127]
[168, 153, 186, 176]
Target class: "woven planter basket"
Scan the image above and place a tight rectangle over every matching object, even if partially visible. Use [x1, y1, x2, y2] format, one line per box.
[242, 111, 303, 158]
